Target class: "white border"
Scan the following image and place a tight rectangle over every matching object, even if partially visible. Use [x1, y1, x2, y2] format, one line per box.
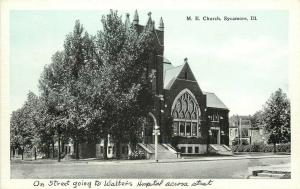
[1, 0, 300, 189]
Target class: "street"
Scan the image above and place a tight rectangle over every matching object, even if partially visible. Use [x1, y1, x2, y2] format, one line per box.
[11, 155, 290, 179]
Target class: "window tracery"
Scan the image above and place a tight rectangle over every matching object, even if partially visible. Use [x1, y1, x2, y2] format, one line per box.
[171, 90, 201, 137]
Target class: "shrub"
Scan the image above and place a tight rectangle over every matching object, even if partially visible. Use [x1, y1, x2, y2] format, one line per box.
[232, 143, 290, 153]
[128, 150, 146, 160]
[232, 138, 249, 146]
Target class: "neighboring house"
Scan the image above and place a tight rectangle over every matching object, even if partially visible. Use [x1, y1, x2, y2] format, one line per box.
[61, 11, 230, 159]
[229, 115, 267, 146]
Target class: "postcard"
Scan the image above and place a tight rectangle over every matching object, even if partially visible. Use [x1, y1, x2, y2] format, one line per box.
[1, 0, 300, 189]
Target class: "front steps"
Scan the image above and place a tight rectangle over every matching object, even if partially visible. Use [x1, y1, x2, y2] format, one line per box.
[209, 144, 233, 155]
[137, 143, 180, 159]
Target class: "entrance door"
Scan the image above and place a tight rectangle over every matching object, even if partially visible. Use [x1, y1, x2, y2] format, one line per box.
[210, 130, 219, 144]
[144, 126, 154, 144]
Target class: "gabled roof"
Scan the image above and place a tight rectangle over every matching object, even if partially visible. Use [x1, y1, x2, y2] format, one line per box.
[203, 92, 228, 110]
[163, 63, 184, 89]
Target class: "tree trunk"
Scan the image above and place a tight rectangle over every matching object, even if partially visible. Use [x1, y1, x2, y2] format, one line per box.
[58, 134, 61, 162]
[34, 147, 37, 160]
[61, 140, 65, 154]
[52, 140, 55, 159]
[115, 141, 120, 160]
[47, 143, 50, 158]
[103, 136, 108, 160]
[75, 141, 80, 160]
[273, 143, 277, 153]
[21, 147, 24, 160]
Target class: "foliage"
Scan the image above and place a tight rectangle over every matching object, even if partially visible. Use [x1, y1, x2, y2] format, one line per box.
[10, 92, 40, 157]
[263, 88, 290, 145]
[232, 143, 290, 153]
[250, 110, 264, 129]
[11, 10, 156, 160]
[128, 149, 146, 160]
[231, 138, 249, 146]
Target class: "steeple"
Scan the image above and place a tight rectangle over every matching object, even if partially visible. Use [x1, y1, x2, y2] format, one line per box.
[146, 11, 152, 26]
[158, 17, 164, 31]
[133, 10, 139, 25]
[125, 13, 130, 29]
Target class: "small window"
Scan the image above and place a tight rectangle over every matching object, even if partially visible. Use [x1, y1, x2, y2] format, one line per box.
[173, 122, 179, 135]
[181, 147, 186, 153]
[184, 71, 188, 79]
[195, 147, 199, 153]
[192, 123, 197, 136]
[186, 123, 191, 136]
[188, 147, 193, 153]
[180, 124, 185, 136]
[100, 146, 104, 153]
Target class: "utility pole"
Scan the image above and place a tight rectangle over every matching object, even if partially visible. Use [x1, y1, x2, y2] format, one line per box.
[149, 112, 160, 163]
[239, 116, 242, 145]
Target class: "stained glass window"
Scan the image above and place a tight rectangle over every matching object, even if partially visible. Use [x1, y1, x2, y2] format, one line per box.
[172, 90, 201, 137]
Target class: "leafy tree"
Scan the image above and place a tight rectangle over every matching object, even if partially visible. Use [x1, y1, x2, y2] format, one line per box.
[250, 110, 264, 129]
[263, 88, 290, 152]
[39, 51, 70, 161]
[93, 10, 155, 159]
[11, 10, 157, 161]
[38, 20, 95, 160]
[10, 108, 24, 158]
[10, 91, 38, 159]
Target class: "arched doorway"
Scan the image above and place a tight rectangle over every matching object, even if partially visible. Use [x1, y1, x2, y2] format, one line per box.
[144, 115, 155, 144]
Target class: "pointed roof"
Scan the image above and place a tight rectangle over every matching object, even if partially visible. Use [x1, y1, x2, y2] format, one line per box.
[146, 12, 153, 27]
[203, 92, 228, 110]
[163, 58, 198, 90]
[164, 64, 184, 89]
[125, 13, 130, 29]
[133, 10, 139, 25]
[158, 17, 164, 31]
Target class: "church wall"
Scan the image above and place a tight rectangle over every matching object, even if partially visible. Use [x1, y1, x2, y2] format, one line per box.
[206, 108, 230, 146]
[162, 79, 208, 145]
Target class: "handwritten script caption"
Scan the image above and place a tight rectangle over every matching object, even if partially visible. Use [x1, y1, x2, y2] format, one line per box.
[33, 179, 213, 188]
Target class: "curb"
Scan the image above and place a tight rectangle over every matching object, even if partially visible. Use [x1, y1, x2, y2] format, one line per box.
[86, 154, 290, 165]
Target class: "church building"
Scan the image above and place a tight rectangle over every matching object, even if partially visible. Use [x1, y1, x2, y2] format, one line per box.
[66, 11, 231, 159]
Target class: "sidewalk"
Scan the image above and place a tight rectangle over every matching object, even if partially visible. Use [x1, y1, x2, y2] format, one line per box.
[11, 153, 290, 165]
[85, 153, 290, 165]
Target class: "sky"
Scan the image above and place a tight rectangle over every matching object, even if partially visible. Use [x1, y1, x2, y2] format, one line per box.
[9, 10, 288, 116]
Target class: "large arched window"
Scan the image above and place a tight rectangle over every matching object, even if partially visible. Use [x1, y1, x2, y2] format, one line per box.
[171, 89, 201, 137]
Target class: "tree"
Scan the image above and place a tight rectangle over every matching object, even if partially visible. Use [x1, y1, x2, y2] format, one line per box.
[38, 20, 95, 160]
[10, 92, 39, 160]
[93, 10, 155, 158]
[39, 51, 70, 162]
[263, 88, 290, 152]
[11, 10, 157, 161]
[250, 110, 264, 129]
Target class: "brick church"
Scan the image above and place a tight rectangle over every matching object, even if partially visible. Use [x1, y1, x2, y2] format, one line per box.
[66, 11, 230, 159]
